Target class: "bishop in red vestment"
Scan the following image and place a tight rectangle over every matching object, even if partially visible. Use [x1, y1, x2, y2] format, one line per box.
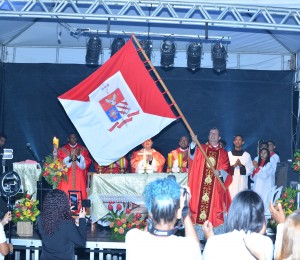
[57, 133, 92, 200]
[131, 139, 165, 173]
[188, 128, 232, 227]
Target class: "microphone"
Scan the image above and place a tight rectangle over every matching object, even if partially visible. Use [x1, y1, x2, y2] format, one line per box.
[26, 142, 40, 163]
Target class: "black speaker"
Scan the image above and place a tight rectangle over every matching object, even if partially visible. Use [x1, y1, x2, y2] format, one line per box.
[275, 162, 289, 188]
[36, 179, 53, 212]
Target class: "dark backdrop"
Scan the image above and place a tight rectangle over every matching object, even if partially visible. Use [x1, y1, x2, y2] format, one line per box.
[0, 63, 294, 172]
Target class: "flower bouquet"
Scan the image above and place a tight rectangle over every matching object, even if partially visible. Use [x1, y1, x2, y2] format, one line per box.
[42, 155, 68, 189]
[103, 203, 146, 241]
[292, 149, 300, 173]
[12, 193, 40, 223]
[268, 186, 299, 230]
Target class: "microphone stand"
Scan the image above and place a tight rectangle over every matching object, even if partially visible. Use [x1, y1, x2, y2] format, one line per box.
[26, 144, 43, 169]
[6, 195, 12, 260]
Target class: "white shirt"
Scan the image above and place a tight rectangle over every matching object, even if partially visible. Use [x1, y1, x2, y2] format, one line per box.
[203, 230, 273, 260]
[126, 228, 202, 260]
[0, 223, 7, 260]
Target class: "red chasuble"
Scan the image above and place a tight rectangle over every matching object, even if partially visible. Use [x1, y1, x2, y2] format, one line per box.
[188, 143, 232, 227]
[57, 143, 92, 200]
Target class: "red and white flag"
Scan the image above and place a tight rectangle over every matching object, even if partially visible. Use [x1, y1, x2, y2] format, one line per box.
[58, 38, 176, 165]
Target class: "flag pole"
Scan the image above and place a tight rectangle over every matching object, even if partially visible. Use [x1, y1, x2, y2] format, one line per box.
[132, 34, 226, 191]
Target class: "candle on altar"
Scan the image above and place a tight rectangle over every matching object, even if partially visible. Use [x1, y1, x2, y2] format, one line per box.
[167, 153, 173, 169]
[53, 137, 59, 149]
[119, 157, 125, 168]
[178, 153, 183, 168]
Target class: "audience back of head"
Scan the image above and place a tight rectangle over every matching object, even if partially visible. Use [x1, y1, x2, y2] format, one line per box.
[143, 177, 180, 225]
[227, 190, 265, 233]
[277, 209, 300, 260]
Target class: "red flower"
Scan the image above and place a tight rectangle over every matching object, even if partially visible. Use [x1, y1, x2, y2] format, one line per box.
[116, 204, 122, 211]
[52, 176, 58, 182]
[295, 165, 299, 171]
[282, 192, 288, 198]
[127, 223, 132, 229]
[116, 220, 122, 227]
[43, 172, 49, 176]
[15, 212, 21, 218]
[108, 204, 113, 211]
[25, 194, 31, 199]
[135, 213, 142, 219]
[125, 208, 131, 214]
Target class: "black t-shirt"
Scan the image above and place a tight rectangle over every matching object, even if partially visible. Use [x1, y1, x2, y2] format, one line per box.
[37, 216, 87, 260]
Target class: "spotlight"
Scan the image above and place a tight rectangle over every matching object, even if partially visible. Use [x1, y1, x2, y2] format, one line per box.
[139, 40, 152, 60]
[111, 38, 125, 57]
[212, 42, 227, 72]
[85, 36, 102, 65]
[160, 40, 176, 68]
[187, 42, 202, 71]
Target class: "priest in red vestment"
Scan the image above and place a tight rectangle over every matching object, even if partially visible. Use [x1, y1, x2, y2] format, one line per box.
[57, 133, 92, 200]
[168, 135, 190, 173]
[130, 139, 165, 173]
[188, 128, 232, 227]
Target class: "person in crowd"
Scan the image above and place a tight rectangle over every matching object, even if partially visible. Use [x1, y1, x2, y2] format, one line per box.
[202, 190, 273, 260]
[37, 189, 87, 260]
[94, 156, 128, 173]
[168, 135, 190, 173]
[57, 133, 92, 200]
[188, 127, 232, 227]
[269, 203, 300, 260]
[0, 211, 13, 259]
[125, 177, 202, 260]
[228, 134, 254, 199]
[268, 140, 280, 170]
[130, 139, 165, 173]
[251, 147, 275, 211]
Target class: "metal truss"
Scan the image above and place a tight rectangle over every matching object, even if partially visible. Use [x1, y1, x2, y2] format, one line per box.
[0, 0, 300, 32]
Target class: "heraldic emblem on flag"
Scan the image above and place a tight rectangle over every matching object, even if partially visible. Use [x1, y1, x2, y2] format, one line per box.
[58, 38, 176, 165]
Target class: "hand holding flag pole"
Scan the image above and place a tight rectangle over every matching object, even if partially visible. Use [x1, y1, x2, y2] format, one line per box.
[132, 34, 225, 191]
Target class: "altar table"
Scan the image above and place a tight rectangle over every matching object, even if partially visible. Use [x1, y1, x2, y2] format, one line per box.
[13, 162, 41, 199]
[88, 173, 188, 223]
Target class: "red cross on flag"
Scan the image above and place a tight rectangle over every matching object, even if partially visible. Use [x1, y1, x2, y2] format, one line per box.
[58, 38, 176, 165]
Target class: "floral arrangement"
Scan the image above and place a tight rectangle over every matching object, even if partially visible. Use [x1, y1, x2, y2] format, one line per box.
[42, 155, 68, 188]
[104, 203, 146, 241]
[268, 187, 299, 230]
[292, 149, 300, 173]
[12, 193, 40, 223]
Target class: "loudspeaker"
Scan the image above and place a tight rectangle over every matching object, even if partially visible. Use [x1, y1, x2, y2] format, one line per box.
[36, 180, 53, 212]
[275, 162, 289, 188]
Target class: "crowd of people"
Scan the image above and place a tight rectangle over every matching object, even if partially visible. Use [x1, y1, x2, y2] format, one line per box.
[1, 129, 299, 260]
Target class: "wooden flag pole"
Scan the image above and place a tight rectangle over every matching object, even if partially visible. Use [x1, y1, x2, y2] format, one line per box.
[132, 34, 226, 191]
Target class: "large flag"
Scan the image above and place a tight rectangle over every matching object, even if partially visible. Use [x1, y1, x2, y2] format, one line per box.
[59, 38, 176, 165]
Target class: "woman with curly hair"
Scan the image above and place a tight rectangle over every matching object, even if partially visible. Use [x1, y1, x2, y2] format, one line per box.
[125, 177, 201, 260]
[37, 189, 87, 260]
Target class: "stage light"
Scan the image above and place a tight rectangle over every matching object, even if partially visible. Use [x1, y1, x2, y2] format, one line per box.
[187, 42, 202, 71]
[212, 42, 227, 72]
[139, 40, 152, 60]
[160, 40, 176, 68]
[111, 38, 125, 57]
[85, 36, 102, 65]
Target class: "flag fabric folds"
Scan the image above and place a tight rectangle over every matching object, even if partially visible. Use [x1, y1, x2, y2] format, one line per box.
[58, 38, 176, 166]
